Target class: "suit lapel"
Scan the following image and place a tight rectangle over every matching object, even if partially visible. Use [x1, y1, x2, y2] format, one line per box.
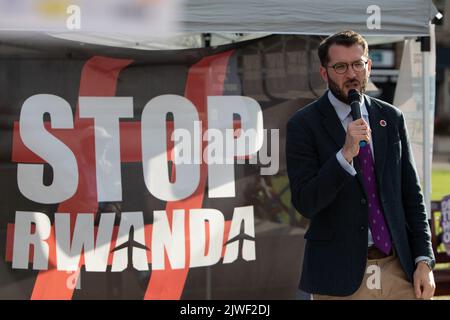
[365, 95, 387, 185]
[317, 93, 346, 149]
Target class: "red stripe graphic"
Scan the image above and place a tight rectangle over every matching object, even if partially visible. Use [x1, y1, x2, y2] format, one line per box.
[29, 56, 133, 300]
[144, 50, 234, 300]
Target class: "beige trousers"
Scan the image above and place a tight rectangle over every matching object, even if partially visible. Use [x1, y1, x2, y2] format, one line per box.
[313, 254, 417, 300]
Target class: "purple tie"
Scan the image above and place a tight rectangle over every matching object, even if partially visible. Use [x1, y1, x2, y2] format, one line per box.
[358, 144, 392, 255]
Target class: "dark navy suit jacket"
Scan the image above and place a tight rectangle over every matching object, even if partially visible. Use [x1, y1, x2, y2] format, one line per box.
[286, 92, 435, 296]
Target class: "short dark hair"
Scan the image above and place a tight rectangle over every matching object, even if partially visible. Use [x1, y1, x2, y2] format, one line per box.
[318, 30, 369, 67]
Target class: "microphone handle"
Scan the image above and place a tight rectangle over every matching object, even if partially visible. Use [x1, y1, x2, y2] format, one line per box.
[350, 101, 367, 147]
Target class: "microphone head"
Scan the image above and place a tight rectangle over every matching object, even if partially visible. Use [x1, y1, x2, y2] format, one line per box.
[348, 89, 361, 103]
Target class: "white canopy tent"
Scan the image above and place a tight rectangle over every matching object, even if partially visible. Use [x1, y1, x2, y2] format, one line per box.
[0, 0, 438, 48]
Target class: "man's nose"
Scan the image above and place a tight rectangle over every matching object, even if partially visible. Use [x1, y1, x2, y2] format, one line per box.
[345, 66, 357, 77]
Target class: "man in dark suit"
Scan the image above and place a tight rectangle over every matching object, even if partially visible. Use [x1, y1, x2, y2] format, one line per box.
[286, 30, 436, 299]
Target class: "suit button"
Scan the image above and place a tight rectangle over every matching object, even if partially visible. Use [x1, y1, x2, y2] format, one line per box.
[360, 226, 365, 231]
[360, 198, 367, 205]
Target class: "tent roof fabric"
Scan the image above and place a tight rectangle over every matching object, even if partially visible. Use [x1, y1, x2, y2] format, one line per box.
[0, 1, 437, 50]
[182, 0, 437, 36]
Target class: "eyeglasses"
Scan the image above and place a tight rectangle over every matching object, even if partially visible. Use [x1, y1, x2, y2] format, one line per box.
[327, 60, 368, 74]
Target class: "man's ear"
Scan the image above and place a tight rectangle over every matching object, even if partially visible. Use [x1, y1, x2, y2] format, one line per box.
[319, 66, 328, 83]
[367, 58, 372, 76]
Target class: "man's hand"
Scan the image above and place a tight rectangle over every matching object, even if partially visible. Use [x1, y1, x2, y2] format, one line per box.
[413, 261, 435, 299]
[342, 118, 371, 163]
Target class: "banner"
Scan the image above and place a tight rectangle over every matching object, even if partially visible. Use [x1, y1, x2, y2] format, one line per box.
[441, 195, 450, 256]
[0, 34, 324, 299]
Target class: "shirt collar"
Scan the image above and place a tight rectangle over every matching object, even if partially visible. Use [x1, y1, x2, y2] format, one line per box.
[327, 90, 368, 121]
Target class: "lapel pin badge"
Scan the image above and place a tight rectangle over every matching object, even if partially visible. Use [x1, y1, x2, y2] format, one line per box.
[380, 119, 387, 127]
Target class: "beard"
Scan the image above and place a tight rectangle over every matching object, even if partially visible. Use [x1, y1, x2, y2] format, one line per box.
[327, 73, 368, 105]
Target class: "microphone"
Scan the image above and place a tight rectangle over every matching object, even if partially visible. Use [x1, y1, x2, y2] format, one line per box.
[348, 89, 367, 148]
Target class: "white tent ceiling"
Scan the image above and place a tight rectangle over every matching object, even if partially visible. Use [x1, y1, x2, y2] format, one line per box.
[0, 0, 439, 50]
[181, 0, 437, 36]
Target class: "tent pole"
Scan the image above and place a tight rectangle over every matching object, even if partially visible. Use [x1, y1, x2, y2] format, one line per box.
[202, 33, 211, 48]
[421, 35, 431, 218]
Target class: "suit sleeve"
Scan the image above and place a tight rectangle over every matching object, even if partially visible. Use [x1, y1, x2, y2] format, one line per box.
[286, 116, 354, 219]
[398, 113, 435, 262]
